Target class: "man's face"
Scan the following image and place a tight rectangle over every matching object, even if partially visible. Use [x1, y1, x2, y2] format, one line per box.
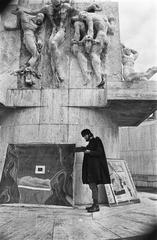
[83, 134, 90, 142]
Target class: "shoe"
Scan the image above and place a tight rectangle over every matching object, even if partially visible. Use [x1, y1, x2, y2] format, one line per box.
[85, 204, 94, 210]
[87, 204, 100, 213]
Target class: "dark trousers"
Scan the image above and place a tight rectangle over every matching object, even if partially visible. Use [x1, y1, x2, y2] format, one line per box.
[89, 183, 98, 205]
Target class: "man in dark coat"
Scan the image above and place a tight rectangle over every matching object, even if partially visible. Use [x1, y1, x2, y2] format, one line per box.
[76, 129, 111, 212]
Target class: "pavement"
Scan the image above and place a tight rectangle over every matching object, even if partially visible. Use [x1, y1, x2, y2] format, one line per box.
[0, 191, 157, 240]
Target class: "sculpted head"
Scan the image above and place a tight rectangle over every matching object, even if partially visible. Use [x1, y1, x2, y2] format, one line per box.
[79, 11, 88, 20]
[11, 7, 23, 15]
[123, 48, 132, 56]
[36, 13, 45, 25]
[52, 0, 61, 7]
[121, 44, 132, 56]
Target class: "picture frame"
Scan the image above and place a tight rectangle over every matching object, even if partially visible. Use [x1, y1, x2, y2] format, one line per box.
[105, 159, 140, 206]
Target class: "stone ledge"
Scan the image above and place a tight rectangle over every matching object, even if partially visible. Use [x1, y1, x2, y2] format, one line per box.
[68, 88, 107, 107]
[107, 80, 157, 100]
[5, 88, 107, 108]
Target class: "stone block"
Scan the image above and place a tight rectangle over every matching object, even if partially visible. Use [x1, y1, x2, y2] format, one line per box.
[6, 89, 41, 107]
[68, 89, 107, 107]
[39, 89, 69, 124]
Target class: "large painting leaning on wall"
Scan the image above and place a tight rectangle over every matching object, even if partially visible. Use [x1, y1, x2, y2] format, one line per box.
[0, 144, 75, 206]
[105, 159, 140, 205]
[0, 145, 20, 204]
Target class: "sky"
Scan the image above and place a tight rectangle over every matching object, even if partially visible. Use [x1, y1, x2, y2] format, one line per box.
[117, 0, 157, 74]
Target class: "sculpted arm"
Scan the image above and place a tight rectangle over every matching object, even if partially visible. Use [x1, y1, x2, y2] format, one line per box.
[85, 15, 94, 38]
[24, 6, 47, 15]
[107, 16, 116, 35]
[79, 12, 93, 38]
[131, 49, 138, 60]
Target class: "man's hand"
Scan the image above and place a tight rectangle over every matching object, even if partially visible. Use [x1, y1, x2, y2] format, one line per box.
[85, 150, 90, 154]
[73, 146, 86, 152]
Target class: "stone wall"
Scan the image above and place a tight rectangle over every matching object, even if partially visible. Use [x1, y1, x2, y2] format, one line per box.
[120, 120, 157, 189]
[0, 89, 119, 204]
[0, 0, 121, 204]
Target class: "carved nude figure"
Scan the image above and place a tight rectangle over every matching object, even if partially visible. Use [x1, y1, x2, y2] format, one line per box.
[71, 17, 90, 85]
[122, 44, 157, 82]
[24, 0, 76, 85]
[5, 7, 45, 86]
[77, 11, 115, 87]
[71, 3, 103, 86]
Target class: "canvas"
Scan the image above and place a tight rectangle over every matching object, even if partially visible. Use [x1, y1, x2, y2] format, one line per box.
[105, 159, 140, 206]
[0, 144, 75, 206]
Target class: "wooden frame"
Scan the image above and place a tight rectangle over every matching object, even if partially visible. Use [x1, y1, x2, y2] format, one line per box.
[105, 159, 140, 206]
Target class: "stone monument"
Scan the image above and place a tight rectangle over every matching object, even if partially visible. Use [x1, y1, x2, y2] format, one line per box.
[0, 0, 156, 206]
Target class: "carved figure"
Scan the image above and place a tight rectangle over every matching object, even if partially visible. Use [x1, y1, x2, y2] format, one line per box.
[24, 0, 77, 85]
[84, 3, 102, 13]
[71, 17, 90, 85]
[74, 11, 115, 87]
[122, 44, 157, 82]
[71, 4, 103, 86]
[5, 7, 44, 86]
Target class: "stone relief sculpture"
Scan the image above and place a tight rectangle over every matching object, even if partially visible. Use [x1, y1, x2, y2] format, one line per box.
[71, 8, 115, 88]
[4, 1, 116, 88]
[4, 7, 45, 86]
[24, 0, 77, 86]
[122, 44, 157, 82]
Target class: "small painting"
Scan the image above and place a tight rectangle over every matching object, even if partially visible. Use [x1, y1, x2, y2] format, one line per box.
[105, 159, 140, 206]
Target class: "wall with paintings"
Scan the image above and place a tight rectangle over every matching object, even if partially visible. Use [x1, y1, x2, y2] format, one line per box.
[120, 120, 157, 188]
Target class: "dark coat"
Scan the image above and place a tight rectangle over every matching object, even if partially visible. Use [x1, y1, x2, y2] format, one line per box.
[82, 137, 111, 185]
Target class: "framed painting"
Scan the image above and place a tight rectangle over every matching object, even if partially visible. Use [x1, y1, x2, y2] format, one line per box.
[105, 159, 140, 206]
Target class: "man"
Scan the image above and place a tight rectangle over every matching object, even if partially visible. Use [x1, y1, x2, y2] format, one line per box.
[24, 0, 77, 84]
[75, 129, 111, 212]
[122, 44, 157, 81]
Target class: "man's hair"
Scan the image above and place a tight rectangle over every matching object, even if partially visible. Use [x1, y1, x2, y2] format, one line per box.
[81, 129, 93, 137]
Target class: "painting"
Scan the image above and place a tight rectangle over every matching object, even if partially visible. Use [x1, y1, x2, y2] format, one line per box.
[0, 144, 75, 206]
[0, 144, 19, 204]
[105, 159, 140, 206]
